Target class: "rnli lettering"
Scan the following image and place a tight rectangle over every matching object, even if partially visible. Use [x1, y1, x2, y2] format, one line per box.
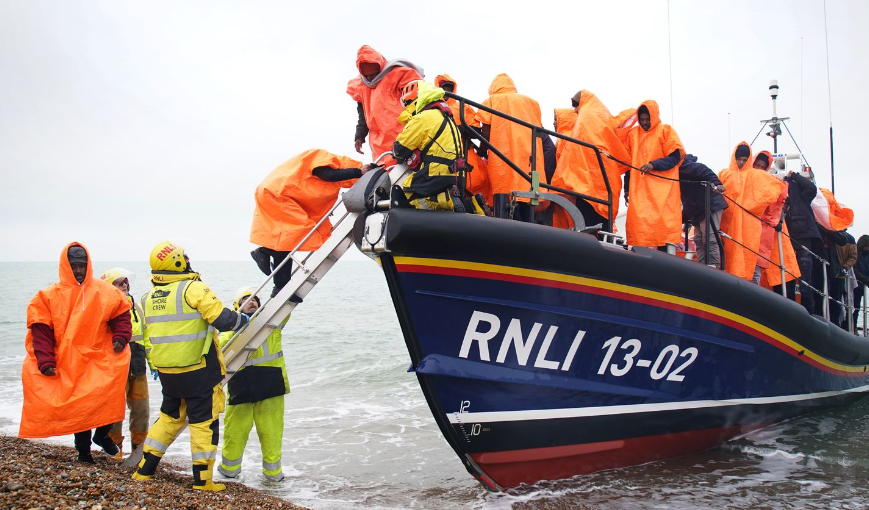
[459, 311, 585, 372]
[459, 310, 697, 381]
[155, 244, 176, 261]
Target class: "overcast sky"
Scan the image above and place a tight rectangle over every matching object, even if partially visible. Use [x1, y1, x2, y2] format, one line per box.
[1, 0, 866, 261]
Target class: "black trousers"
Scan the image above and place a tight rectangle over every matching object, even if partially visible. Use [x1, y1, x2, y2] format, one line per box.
[260, 247, 292, 297]
[74, 424, 112, 454]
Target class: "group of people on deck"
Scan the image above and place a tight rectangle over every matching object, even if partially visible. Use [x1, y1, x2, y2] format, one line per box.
[19, 43, 868, 499]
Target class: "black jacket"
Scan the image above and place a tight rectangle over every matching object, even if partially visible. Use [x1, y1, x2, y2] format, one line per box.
[784, 173, 821, 241]
[679, 154, 727, 225]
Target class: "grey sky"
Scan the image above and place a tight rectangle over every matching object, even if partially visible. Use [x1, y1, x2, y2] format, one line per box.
[1, 0, 866, 261]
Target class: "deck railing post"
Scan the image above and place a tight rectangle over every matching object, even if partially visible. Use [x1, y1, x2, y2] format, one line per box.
[846, 272, 855, 334]
[777, 230, 787, 298]
[704, 184, 711, 267]
[863, 284, 868, 337]
[822, 261, 830, 321]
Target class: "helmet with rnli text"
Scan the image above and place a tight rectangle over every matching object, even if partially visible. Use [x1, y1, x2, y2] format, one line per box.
[400, 80, 422, 107]
[149, 241, 188, 272]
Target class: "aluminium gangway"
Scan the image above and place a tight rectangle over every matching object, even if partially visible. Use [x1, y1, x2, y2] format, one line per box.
[123, 158, 405, 467]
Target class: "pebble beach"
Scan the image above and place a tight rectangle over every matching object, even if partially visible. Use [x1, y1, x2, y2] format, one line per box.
[0, 436, 307, 510]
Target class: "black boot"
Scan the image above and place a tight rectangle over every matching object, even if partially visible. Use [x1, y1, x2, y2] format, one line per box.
[74, 430, 95, 463]
[77, 451, 96, 464]
[251, 248, 272, 276]
[92, 426, 119, 456]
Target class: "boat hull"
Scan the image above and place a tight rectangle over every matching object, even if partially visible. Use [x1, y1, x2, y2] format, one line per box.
[364, 209, 869, 490]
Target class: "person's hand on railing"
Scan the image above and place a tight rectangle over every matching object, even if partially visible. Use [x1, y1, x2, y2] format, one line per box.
[713, 184, 726, 193]
[639, 163, 654, 173]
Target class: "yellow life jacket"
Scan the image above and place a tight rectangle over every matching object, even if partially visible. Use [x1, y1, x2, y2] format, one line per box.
[142, 280, 214, 369]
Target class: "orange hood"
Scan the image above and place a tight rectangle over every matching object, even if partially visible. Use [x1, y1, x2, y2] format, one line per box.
[355, 44, 387, 73]
[58, 241, 93, 288]
[752, 150, 773, 172]
[638, 99, 661, 130]
[488, 73, 517, 95]
[728, 141, 753, 175]
[435, 74, 458, 93]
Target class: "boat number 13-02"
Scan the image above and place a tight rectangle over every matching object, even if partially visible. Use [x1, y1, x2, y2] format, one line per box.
[597, 337, 697, 381]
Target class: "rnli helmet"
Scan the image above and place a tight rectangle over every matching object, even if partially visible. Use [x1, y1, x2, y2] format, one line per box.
[100, 267, 135, 287]
[149, 241, 188, 272]
[232, 286, 260, 311]
[400, 80, 422, 107]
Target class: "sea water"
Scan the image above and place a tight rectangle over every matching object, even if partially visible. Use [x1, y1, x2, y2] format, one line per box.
[2, 259, 868, 509]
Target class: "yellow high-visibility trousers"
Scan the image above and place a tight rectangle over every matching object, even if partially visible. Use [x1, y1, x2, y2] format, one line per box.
[137, 384, 225, 487]
[218, 394, 285, 480]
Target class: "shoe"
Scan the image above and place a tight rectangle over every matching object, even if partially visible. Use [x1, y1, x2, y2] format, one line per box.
[77, 452, 96, 464]
[192, 481, 226, 492]
[93, 435, 120, 457]
[250, 248, 272, 276]
[289, 294, 303, 304]
[131, 471, 152, 481]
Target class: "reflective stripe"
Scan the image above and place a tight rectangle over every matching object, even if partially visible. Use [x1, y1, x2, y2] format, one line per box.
[149, 330, 209, 345]
[131, 334, 143, 342]
[191, 450, 217, 461]
[220, 455, 243, 467]
[262, 459, 282, 472]
[264, 471, 284, 481]
[245, 350, 283, 367]
[145, 312, 204, 323]
[145, 348, 152, 354]
[143, 281, 203, 324]
[144, 437, 168, 453]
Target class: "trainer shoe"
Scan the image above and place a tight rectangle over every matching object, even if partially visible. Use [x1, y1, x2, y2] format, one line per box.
[77, 452, 96, 464]
[93, 435, 120, 457]
[250, 248, 272, 276]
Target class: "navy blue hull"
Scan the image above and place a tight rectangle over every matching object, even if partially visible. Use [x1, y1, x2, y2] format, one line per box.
[365, 210, 869, 489]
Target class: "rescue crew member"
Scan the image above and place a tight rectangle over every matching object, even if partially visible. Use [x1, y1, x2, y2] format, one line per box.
[217, 288, 290, 481]
[102, 268, 152, 458]
[624, 100, 685, 249]
[132, 241, 250, 492]
[392, 80, 483, 214]
[347, 45, 423, 162]
[20, 243, 131, 464]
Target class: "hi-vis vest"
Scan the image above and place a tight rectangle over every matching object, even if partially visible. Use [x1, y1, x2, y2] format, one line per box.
[142, 280, 214, 369]
[129, 295, 145, 346]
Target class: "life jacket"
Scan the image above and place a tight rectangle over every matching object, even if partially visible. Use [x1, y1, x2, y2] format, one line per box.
[142, 280, 214, 369]
[418, 101, 470, 187]
[218, 317, 290, 405]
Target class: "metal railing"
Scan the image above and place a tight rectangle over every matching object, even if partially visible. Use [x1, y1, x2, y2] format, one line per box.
[445, 92, 615, 230]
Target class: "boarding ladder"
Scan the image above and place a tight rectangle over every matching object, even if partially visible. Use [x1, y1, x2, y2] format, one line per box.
[123, 156, 407, 467]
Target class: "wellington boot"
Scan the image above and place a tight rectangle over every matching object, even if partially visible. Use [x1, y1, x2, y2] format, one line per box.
[131, 471, 152, 482]
[192, 481, 226, 492]
[77, 452, 96, 464]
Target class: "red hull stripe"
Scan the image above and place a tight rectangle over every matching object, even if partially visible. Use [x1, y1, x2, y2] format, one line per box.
[470, 424, 758, 488]
[393, 257, 866, 377]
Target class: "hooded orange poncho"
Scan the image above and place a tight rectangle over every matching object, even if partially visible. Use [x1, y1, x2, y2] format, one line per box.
[719, 144, 786, 281]
[625, 100, 685, 247]
[434, 74, 491, 201]
[475, 74, 545, 202]
[250, 149, 362, 252]
[20, 242, 131, 438]
[552, 91, 633, 225]
[347, 45, 422, 159]
[553, 108, 578, 164]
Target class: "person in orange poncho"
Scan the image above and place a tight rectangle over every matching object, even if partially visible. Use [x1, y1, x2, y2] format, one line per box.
[347, 45, 423, 161]
[624, 100, 685, 248]
[553, 104, 578, 164]
[476, 73, 551, 220]
[21, 242, 132, 464]
[719, 143, 787, 282]
[751, 151, 800, 295]
[434, 74, 491, 204]
[551, 90, 633, 231]
[250, 149, 369, 297]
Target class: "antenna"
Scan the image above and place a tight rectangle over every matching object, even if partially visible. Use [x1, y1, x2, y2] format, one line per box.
[667, 0, 675, 123]
[823, 0, 835, 193]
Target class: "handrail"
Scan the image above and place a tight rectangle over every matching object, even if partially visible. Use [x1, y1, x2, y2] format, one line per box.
[445, 92, 615, 230]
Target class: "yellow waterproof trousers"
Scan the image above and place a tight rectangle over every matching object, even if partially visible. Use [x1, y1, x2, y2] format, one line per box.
[137, 384, 225, 487]
[218, 395, 285, 481]
[109, 374, 150, 449]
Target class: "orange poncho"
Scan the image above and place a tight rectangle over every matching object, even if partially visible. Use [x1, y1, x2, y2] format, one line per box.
[625, 100, 685, 247]
[813, 187, 854, 231]
[552, 91, 633, 222]
[250, 149, 362, 252]
[719, 144, 786, 280]
[754, 151, 789, 269]
[475, 74, 545, 201]
[434, 74, 490, 201]
[553, 108, 578, 164]
[20, 242, 131, 438]
[761, 220, 801, 288]
[346, 45, 422, 159]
